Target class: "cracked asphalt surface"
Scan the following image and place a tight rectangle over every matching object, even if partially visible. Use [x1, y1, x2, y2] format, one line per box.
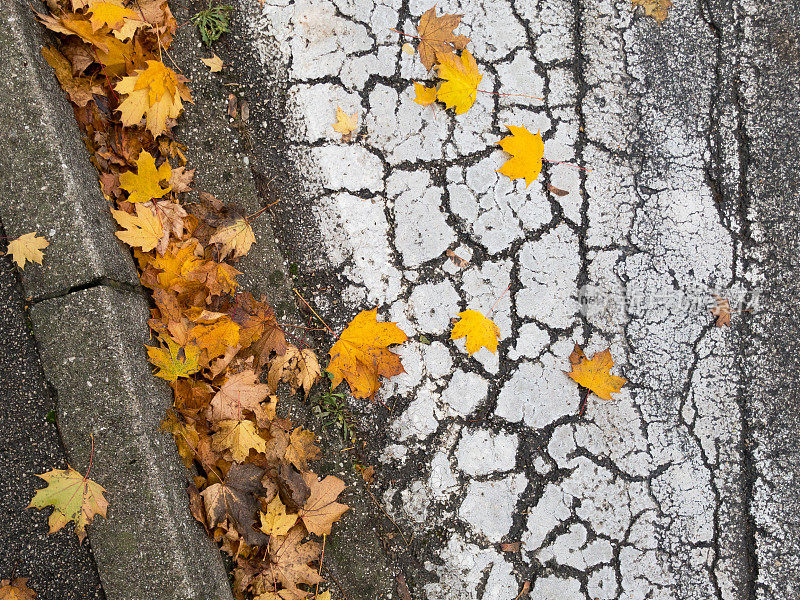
[215, 0, 798, 597]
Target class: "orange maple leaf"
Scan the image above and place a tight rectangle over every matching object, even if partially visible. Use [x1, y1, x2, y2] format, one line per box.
[566, 344, 627, 400]
[415, 6, 470, 71]
[327, 308, 408, 399]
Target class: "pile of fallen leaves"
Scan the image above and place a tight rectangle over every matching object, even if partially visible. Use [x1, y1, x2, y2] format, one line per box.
[31, 0, 358, 597]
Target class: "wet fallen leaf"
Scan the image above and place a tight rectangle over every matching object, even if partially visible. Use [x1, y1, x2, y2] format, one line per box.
[207, 369, 273, 426]
[85, 0, 138, 32]
[412, 81, 437, 106]
[147, 338, 201, 381]
[711, 295, 731, 327]
[201, 463, 268, 546]
[361, 465, 375, 484]
[436, 49, 482, 115]
[332, 106, 358, 142]
[567, 344, 627, 400]
[259, 494, 297, 536]
[497, 125, 544, 187]
[0, 578, 37, 600]
[41, 46, 104, 106]
[327, 308, 408, 399]
[119, 150, 172, 204]
[415, 6, 470, 71]
[115, 60, 192, 137]
[168, 166, 194, 192]
[267, 345, 321, 397]
[7, 232, 49, 270]
[201, 54, 224, 72]
[112, 203, 164, 252]
[28, 466, 108, 542]
[209, 216, 256, 260]
[396, 574, 412, 600]
[450, 309, 500, 355]
[445, 248, 469, 268]
[263, 525, 322, 597]
[631, 0, 672, 23]
[298, 472, 349, 536]
[401, 42, 415, 55]
[284, 427, 320, 472]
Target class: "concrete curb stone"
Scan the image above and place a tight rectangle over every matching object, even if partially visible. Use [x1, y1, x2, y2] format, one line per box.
[30, 286, 234, 600]
[0, 0, 139, 301]
[0, 1, 234, 599]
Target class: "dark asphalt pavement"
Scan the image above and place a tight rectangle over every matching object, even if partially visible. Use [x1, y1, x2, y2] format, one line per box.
[0, 227, 104, 599]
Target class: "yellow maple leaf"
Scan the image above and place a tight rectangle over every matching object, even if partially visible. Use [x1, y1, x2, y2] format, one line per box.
[7, 232, 49, 270]
[112, 204, 163, 252]
[450, 309, 500, 355]
[435, 49, 482, 115]
[566, 344, 627, 400]
[85, 0, 137, 31]
[328, 308, 408, 399]
[211, 419, 266, 462]
[259, 495, 298, 536]
[496, 125, 544, 187]
[332, 106, 358, 141]
[146, 338, 201, 381]
[209, 217, 255, 260]
[114, 60, 192, 137]
[200, 54, 224, 72]
[28, 466, 109, 542]
[631, 0, 673, 23]
[187, 315, 240, 361]
[119, 150, 172, 204]
[412, 82, 437, 106]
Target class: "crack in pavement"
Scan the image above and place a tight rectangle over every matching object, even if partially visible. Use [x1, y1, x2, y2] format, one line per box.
[223, 0, 792, 597]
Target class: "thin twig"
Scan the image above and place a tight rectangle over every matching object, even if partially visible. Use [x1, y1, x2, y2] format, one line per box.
[314, 534, 327, 598]
[292, 289, 337, 338]
[363, 483, 409, 547]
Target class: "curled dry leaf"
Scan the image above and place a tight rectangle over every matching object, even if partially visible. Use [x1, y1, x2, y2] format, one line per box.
[28, 466, 109, 542]
[711, 295, 732, 327]
[267, 345, 321, 397]
[566, 344, 627, 400]
[450, 309, 501, 355]
[7, 232, 49, 270]
[445, 248, 469, 268]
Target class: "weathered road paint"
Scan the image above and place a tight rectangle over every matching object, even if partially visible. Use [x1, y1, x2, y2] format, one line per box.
[226, 0, 798, 597]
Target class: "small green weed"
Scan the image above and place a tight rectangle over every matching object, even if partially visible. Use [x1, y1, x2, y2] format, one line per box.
[312, 374, 356, 443]
[191, 1, 234, 46]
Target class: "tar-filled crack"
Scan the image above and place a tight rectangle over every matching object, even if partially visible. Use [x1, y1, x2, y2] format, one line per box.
[29, 276, 143, 305]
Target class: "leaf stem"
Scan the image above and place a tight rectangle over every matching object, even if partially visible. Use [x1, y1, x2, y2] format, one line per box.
[542, 158, 591, 172]
[292, 289, 337, 338]
[389, 28, 420, 40]
[246, 199, 281, 222]
[487, 282, 512, 316]
[83, 433, 95, 482]
[477, 89, 544, 102]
